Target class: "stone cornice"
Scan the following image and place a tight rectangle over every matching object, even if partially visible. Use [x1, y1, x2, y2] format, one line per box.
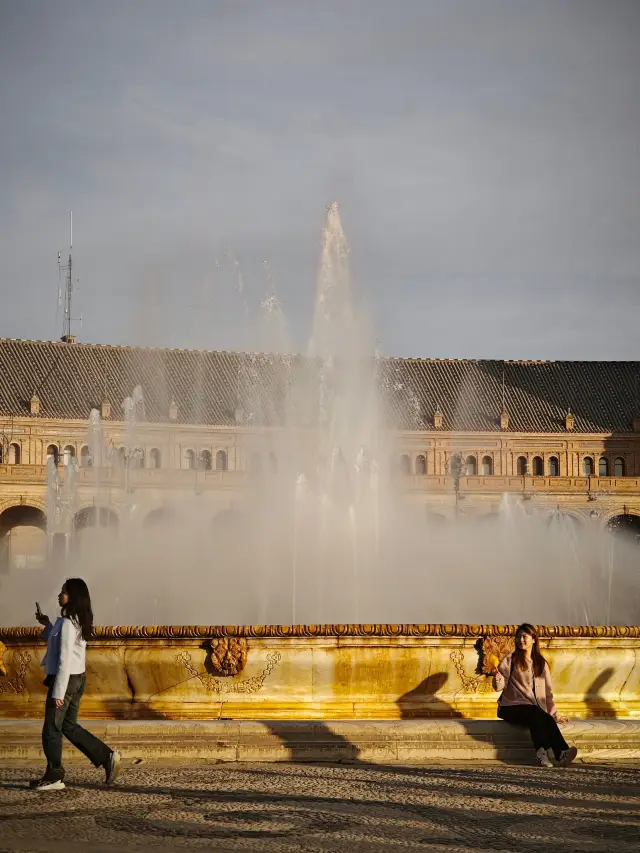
[1, 623, 639, 640]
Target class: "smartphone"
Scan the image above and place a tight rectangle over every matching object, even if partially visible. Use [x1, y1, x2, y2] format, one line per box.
[35, 601, 42, 617]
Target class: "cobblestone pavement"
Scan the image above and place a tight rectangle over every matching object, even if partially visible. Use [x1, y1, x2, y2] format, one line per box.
[0, 762, 638, 853]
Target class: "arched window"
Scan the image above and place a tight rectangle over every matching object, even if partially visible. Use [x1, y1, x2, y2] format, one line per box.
[599, 456, 609, 476]
[63, 445, 76, 467]
[583, 456, 594, 477]
[415, 454, 427, 476]
[481, 455, 493, 476]
[549, 456, 559, 477]
[80, 446, 91, 467]
[8, 443, 21, 465]
[46, 445, 59, 466]
[465, 455, 477, 476]
[149, 448, 161, 469]
[614, 457, 626, 477]
[516, 456, 527, 475]
[184, 449, 195, 470]
[200, 450, 212, 471]
[269, 451, 278, 474]
[216, 450, 228, 471]
[400, 454, 411, 475]
[250, 451, 263, 474]
[532, 456, 543, 476]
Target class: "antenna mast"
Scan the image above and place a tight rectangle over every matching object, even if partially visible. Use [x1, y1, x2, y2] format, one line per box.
[58, 210, 77, 343]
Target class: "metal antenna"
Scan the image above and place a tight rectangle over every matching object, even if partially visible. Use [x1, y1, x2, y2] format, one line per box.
[58, 210, 78, 342]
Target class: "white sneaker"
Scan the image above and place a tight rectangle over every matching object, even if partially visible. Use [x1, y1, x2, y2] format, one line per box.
[558, 747, 578, 766]
[32, 779, 65, 791]
[105, 750, 121, 785]
[536, 747, 553, 767]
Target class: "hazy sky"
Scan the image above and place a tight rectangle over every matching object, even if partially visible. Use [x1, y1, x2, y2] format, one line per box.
[1, 0, 639, 358]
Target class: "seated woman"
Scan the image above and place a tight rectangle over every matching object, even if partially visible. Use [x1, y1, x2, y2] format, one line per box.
[493, 623, 577, 767]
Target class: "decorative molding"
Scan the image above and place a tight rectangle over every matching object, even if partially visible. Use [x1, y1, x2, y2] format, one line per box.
[1, 624, 639, 641]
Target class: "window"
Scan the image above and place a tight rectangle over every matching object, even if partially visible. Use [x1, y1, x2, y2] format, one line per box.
[63, 445, 75, 467]
[215, 450, 228, 471]
[8, 443, 21, 465]
[481, 455, 493, 476]
[583, 456, 594, 477]
[516, 456, 527, 475]
[80, 446, 91, 467]
[599, 456, 609, 476]
[614, 457, 626, 477]
[400, 454, 411, 475]
[269, 451, 278, 474]
[415, 454, 427, 476]
[149, 448, 161, 469]
[549, 456, 559, 476]
[46, 445, 59, 466]
[465, 455, 477, 476]
[532, 456, 543, 476]
[184, 449, 195, 470]
[200, 450, 212, 471]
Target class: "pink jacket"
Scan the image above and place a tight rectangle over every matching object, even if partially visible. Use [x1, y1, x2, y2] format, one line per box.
[494, 652, 558, 718]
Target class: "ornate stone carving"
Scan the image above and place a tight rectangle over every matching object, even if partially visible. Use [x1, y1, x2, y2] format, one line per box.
[450, 635, 515, 694]
[2, 624, 639, 641]
[178, 650, 281, 695]
[481, 635, 514, 675]
[0, 648, 31, 695]
[207, 637, 248, 676]
[0, 640, 6, 677]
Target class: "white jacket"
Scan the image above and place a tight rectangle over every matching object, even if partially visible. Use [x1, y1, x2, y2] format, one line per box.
[41, 616, 86, 701]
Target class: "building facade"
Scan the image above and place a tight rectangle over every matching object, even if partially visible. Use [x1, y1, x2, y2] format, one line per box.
[1, 338, 640, 571]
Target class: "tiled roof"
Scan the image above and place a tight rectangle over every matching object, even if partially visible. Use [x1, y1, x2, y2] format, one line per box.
[0, 338, 638, 434]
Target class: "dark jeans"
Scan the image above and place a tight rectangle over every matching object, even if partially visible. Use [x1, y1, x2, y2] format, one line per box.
[498, 703, 569, 760]
[42, 673, 111, 781]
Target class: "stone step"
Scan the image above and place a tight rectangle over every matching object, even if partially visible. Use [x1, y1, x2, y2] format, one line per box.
[1, 719, 639, 764]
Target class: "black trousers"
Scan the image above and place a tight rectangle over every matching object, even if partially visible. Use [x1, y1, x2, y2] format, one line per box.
[42, 673, 111, 781]
[498, 703, 568, 759]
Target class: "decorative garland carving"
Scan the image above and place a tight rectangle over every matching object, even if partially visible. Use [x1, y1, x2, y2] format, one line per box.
[0, 649, 31, 695]
[177, 650, 281, 694]
[207, 637, 248, 676]
[450, 636, 516, 694]
[1, 624, 639, 641]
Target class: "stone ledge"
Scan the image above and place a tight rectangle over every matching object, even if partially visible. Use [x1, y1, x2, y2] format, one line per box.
[1, 719, 639, 764]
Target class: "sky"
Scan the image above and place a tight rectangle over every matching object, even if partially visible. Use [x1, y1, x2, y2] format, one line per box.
[1, 0, 639, 359]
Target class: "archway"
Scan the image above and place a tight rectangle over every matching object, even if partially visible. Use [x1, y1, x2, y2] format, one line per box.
[143, 507, 176, 528]
[0, 505, 47, 572]
[606, 514, 640, 542]
[74, 506, 119, 531]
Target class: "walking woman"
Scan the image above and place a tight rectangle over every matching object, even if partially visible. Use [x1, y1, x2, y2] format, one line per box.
[494, 623, 578, 767]
[32, 578, 121, 791]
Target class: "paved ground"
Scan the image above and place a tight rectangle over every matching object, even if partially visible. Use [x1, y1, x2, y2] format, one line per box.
[0, 762, 638, 852]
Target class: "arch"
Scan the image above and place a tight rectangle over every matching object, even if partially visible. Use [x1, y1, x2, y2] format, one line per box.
[199, 450, 212, 471]
[599, 456, 609, 476]
[583, 456, 594, 477]
[79, 446, 91, 467]
[216, 450, 228, 471]
[46, 444, 59, 466]
[74, 506, 119, 531]
[548, 456, 560, 477]
[465, 455, 477, 476]
[614, 457, 626, 477]
[0, 505, 48, 572]
[606, 513, 640, 541]
[399, 454, 411, 475]
[143, 507, 176, 528]
[149, 448, 161, 469]
[63, 445, 76, 467]
[0, 504, 47, 537]
[481, 455, 493, 476]
[532, 456, 543, 476]
[268, 451, 278, 474]
[516, 456, 527, 476]
[8, 443, 21, 465]
[415, 454, 427, 476]
[184, 449, 196, 470]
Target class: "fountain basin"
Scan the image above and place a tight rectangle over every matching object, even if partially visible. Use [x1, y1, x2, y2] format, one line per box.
[1, 625, 638, 721]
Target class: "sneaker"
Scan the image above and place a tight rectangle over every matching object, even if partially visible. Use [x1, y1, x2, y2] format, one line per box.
[32, 779, 65, 791]
[558, 746, 578, 766]
[536, 747, 554, 767]
[105, 750, 121, 785]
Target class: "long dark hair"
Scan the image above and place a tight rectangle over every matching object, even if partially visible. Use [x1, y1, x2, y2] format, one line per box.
[513, 623, 548, 677]
[62, 578, 94, 641]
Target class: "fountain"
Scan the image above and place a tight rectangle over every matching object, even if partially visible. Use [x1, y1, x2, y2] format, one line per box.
[1, 204, 639, 741]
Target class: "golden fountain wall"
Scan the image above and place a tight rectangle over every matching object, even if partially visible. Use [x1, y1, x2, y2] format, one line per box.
[1, 625, 638, 720]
